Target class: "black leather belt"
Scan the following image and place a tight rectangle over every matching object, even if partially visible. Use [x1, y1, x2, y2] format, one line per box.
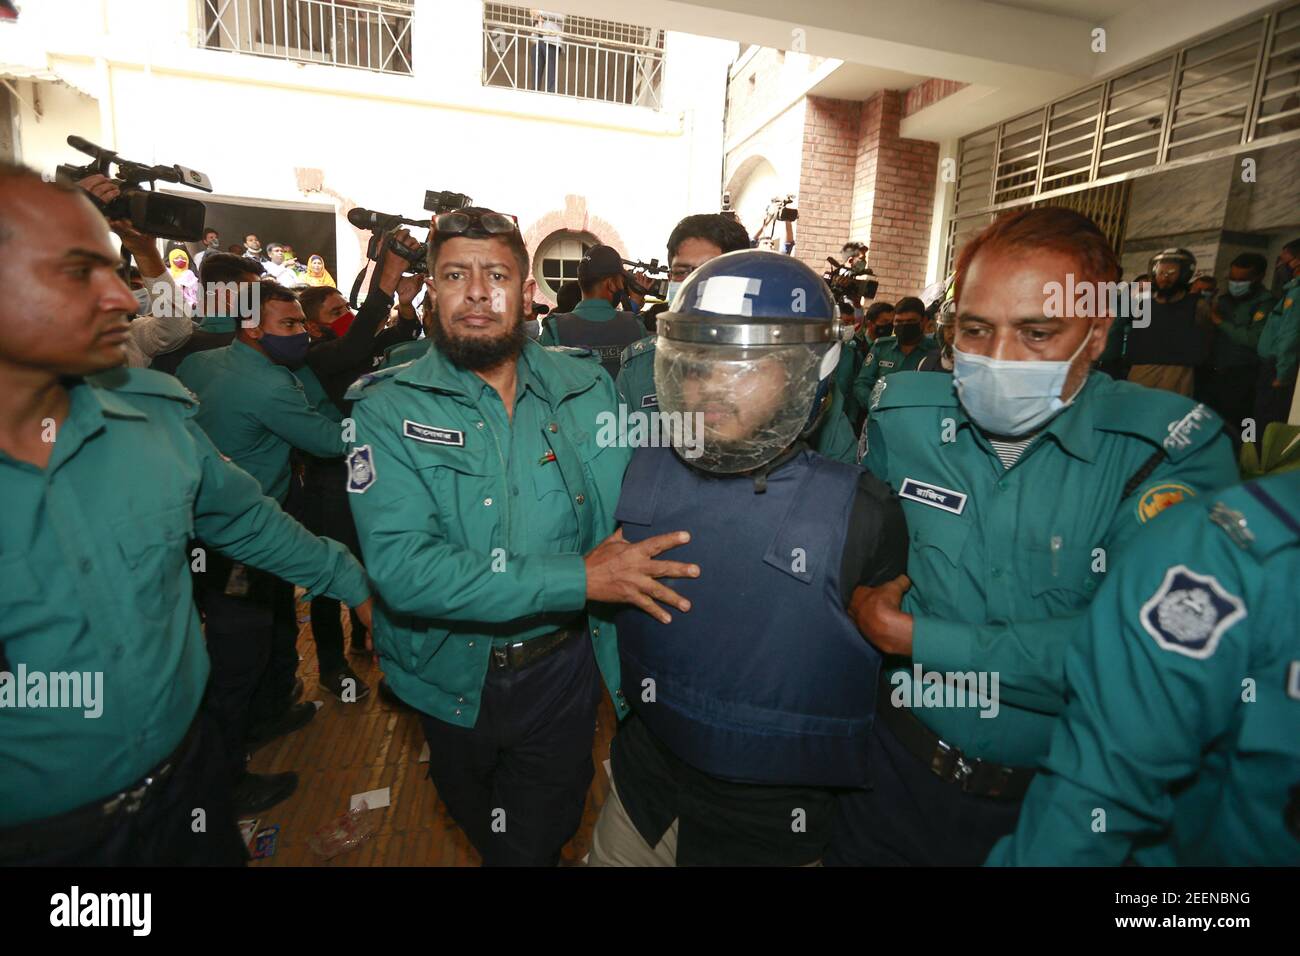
[490, 626, 584, 671]
[876, 677, 1035, 801]
[0, 717, 199, 862]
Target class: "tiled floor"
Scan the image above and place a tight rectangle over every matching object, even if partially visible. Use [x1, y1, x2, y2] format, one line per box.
[246, 598, 614, 866]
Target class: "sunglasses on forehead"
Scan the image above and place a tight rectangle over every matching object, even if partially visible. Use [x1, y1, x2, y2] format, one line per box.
[434, 210, 518, 237]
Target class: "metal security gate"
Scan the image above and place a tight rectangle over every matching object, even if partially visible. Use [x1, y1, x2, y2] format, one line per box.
[945, 0, 1300, 272]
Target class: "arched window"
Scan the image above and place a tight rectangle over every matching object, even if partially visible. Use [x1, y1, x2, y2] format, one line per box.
[535, 230, 599, 299]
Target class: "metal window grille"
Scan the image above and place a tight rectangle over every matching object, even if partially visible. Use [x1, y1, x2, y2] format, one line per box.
[944, 0, 1300, 270]
[197, 0, 413, 75]
[482, 3, 665, 108]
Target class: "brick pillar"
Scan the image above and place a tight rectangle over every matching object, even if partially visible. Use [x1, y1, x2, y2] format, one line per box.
[795, 96, 862, 277]
[851, 91, 939, 303]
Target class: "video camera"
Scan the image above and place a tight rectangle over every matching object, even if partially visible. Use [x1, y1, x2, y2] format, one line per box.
[622, 257, 670, 300]
[823, 254, 879, 308]
[767, 194, 798, 222]
[345, 189, 474, 306]
[56, 135, 213, 240]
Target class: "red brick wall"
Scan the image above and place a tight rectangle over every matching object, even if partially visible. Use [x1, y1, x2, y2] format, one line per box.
[903, 78, 968, 117]
[795, 96, 862, 278]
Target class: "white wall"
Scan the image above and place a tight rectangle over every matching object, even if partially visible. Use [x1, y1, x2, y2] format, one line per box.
[15, 0, 734, 297]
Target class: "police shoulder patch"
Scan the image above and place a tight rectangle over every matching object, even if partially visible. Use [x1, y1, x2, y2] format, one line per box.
[1136, 482, 1195, 523]
[1139, 564, 1246, 659]
[346, 445, 377, 494]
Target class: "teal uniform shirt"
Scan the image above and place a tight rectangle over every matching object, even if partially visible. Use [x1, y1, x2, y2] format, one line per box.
[540, 298, 621, 345]
[614, 334, 858, 465]
[294, 362, 343, 422]
[345, 340, 633, 728]
[1258, 276, 1300, 382]
[988, 472, 1300, 865]
[863, 371, 1238, 766]
[0, 369, 369, 827]
[176, 339, 346, 501]
[1210, 287, 1275, 370]
[379, 337, 430, 370]
[834, 331, 871, 420]
[852, 335, 936, 411]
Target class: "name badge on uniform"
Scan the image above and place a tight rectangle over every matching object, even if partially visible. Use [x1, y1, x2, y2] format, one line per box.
[403, 420, 464, 446]
[899, 477, 967, 515]
[641, 393, 658, 408]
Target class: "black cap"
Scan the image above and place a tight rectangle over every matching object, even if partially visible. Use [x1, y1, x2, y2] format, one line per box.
[578, 245, 625, 284]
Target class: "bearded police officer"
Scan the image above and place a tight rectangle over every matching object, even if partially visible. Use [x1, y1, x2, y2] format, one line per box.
[988, 470, 1300, 865]
[618, 213, 859, 464]
[1124, 247, 1213, 397]
[826, 207, 1239, 866]
[345, 208, 698, 866]
[0, 164, 371, 865]
[589, 251, 907, 866]
[540, 244, 644, 378]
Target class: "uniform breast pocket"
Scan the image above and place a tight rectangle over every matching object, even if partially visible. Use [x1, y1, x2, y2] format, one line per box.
[410, 444, 496, 540]
[112, 503, 194, 627]
[1028, 541, 1100, 611]
[904, 503, 972, 569]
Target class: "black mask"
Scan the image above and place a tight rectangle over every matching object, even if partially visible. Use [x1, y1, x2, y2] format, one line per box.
[895, 322, 922, 345]
[875, 323, 893, 338]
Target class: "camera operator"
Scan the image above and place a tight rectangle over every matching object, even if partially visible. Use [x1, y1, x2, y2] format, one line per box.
[753, 195, 797, 254]
[77, 174, 192, 369]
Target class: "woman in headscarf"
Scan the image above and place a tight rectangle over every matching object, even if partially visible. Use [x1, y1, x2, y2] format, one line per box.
[167, 248, 200, 312]
[301, 254, 336, 288]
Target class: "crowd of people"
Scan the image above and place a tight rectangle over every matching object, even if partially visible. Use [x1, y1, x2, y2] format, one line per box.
[0, 156, 1296, 868]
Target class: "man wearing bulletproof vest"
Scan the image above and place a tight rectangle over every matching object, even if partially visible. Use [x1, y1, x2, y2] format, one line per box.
[1124, 247, 1213, 397]
[588, 250, 908, 867]
[540, 244, 644, 377]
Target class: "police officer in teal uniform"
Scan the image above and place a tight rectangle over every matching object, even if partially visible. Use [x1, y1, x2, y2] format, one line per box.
[0, 164, 370, 864]
[826, 207, 1239, 866]
[988, 470, 1300, 866]
[617, 213, 859, 464]
[177, 281, 354, 812]
[1202, 252, 1275, 442]
[345, 207, 698, 866]
[539, 244, 644, 377]
[851, 295, 935, 412]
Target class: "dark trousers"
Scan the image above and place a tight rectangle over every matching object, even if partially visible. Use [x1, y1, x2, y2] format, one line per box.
[1200, 364, 1257, 448]
[299, 458, 363, 673]
[824, 719, 1024, 866]
[1256, 359, 1298, 431]
[417, 633, 601, 866]
[196, 555, 297, 781]
[7, 712, 246, 866]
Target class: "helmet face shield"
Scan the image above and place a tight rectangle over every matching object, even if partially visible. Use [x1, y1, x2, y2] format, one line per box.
[655, 339, 823, 474]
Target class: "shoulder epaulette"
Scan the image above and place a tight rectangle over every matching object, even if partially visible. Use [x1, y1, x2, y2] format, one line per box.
[619, 335, 656, 369]
[870, 369, 958, 411]
[87, 366, 198, 406]
[344, 362, 413, 401]
[1092, 380, 1224, 460]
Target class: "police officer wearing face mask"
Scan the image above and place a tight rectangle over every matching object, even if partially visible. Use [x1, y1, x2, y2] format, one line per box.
[176, 281, 356, 815]
[589, 250, 908, 866]
[851, 296, 936, 412]
[539, 244, 645, 378]
[1202, 253, 1275, 444]
[826, 207, 1238, 867]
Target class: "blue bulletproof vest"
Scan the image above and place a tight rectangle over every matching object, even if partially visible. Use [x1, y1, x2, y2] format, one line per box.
[614, 445, 880, 787]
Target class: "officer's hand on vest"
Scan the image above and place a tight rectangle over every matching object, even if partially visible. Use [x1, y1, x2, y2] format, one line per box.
[584, 528, 700, 624]
[848, 575, 914, 656]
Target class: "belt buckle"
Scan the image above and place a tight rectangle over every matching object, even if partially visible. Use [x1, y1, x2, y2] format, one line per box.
[491, 645, 510, 669]
[932, 739, 976, 789]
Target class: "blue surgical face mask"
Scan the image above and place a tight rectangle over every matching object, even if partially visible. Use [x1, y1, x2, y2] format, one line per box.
[952, 328, 1092, 437]
[1227, 280, 1252, 297]
[260, 331, 310, 368]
